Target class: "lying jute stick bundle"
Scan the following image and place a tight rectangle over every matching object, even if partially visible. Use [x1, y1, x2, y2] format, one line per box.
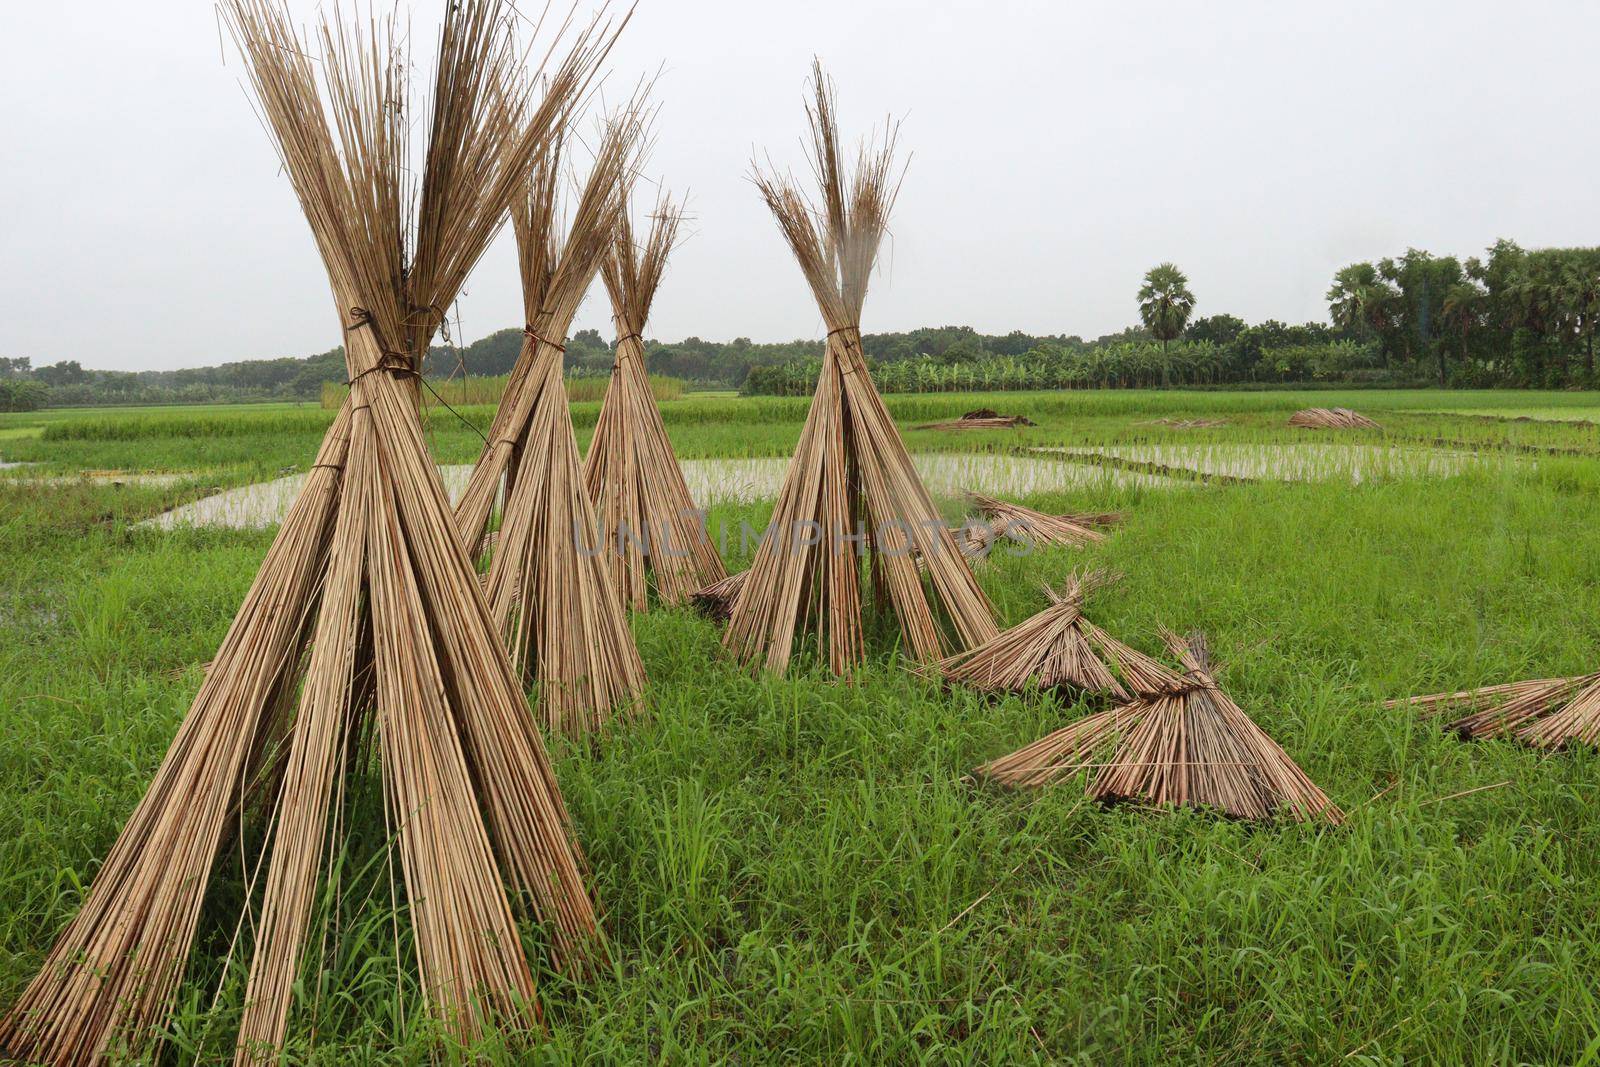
[968, 491, 1120, 549]
[1138, 417, 1229, 429]
[0, 4, 614, 1063]
[1386, 673, 1600, 746]
[978, 630, 1343, 824]
[583, 193, 727, 609]
[1289, 407, 1380, 430]
[454, 115, 648, 739]
[722, 62, 996, 675]
[930, 571, 1180, 700]
[917, 408, 1035, 431]
[691, 569, 748, 623]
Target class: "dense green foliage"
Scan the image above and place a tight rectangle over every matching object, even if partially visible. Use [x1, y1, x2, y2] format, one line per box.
[0, 379, 46, 412]
[8, 236, 1600, 408]
[4, 350, 349, 407]
[7, 395, 1600, 1060]
[740, 334, 1388, 395]
[1329, 241, 1600, 386]
[317, 371, 686, 408]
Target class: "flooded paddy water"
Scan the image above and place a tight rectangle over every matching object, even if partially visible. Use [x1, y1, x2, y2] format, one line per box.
[140, 440, 1503, 531]
[145, 454, 1186, 530]
[1035, 442, 1489, 483]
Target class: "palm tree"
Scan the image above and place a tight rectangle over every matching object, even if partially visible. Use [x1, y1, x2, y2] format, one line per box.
[1438, 281, 1482, 385]
[1138, 263, 1195, 386]
[1326, 262, 1396, 363]
[1561, 255, 1600, 380]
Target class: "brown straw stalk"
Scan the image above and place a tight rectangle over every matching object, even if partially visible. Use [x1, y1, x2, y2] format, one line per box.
[977, 630, 1342, 825]
[967, 491, 1121, 550]
[0, 4, 616, 1063]
[696, 514, 994, 626]
[930, 571, 1183, 701]
[1288, 407, 1380, 430]
[916, 409, 1035, 431]
[454, 112, 649, 739]
[722, 61, 996, 676]
[1385, 672, 1600, 747]
[583, 191, 727, 609]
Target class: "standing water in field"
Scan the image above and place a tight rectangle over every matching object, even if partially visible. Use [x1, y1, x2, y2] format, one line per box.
[144, 454, 1188, 531]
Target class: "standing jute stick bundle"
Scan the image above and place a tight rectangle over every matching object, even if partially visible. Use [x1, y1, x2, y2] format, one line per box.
[1386, 673, 1600, 747]
[583, 194, 727, 609]
[931, 572, 1182, 701]
[0, 5, 614, 1063]
[723, 62, 996, 675]
[454, 117, 647, 738]
[696, 512, 995, 625]
[978, 630, 1342, 824]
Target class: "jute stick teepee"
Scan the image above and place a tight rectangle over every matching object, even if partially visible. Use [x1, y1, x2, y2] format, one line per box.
[932, 572, 1179, 701]
[723, 62, 996, 675]
[583, 193, 727, 609]
[696, 512, 994, 625]
[0, 5, 612, 1063]
[453, 117, 647, 738]
[978, 630, 1342, 824]
[1386, 672, 1600, 747]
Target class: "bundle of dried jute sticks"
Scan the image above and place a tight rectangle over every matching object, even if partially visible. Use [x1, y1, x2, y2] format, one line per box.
[0, 3, 617, 1062]
[722, 62, 997, 676]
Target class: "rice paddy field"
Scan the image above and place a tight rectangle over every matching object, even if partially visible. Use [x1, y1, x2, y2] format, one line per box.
[6, 387, 1600, 1062]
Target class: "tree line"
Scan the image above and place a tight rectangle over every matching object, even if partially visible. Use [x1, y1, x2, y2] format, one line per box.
[1327, 240, 1600, 387]
[4, 237, 1597, 409]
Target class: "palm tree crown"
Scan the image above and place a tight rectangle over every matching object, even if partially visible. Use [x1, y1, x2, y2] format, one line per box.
[1138, 263, 1195, 343]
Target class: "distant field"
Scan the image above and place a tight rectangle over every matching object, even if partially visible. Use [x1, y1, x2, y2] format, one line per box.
[319, 372, 687, 408]
[1416, 406, 1600, 423]
[6, 388, 1600, 1060]
[5, 388, 1599, 480]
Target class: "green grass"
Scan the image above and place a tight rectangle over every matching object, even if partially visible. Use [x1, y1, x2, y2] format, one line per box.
[5, 391, 1600, 1061]
[320, 372, 688, 408]
[9, 388, 1600, 483]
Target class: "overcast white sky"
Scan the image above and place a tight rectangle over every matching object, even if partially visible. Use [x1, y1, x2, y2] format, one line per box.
[2, 0, 1597, 371]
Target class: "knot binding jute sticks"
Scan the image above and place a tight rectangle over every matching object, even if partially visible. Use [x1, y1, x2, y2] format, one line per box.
[583, 193, 728, 609]
[723, 62, 997, 676]
[0, 3, 617, 1063]
[977, 630, 1342, 825]
[453, 114, 647, 739]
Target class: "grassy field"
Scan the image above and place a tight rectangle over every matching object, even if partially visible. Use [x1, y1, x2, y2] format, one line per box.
[319, 372, 688, 408]
[4, 389, 1600, 1062]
